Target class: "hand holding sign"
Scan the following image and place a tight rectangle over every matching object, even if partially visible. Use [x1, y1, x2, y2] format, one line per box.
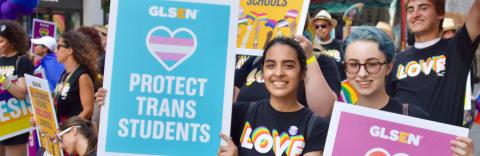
[450, 136, 474, 156]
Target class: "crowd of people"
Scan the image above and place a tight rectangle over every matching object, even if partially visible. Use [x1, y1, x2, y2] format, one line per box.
[0, 0, 479, 156]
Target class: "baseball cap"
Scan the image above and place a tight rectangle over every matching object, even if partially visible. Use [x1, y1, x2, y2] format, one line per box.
[31, 36, 57, 52]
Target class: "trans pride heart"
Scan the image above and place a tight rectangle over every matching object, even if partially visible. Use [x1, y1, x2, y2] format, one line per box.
[146, 26, 197, 71]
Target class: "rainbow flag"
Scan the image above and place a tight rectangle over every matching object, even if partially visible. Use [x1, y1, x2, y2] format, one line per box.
[257, 13, 268, 21]
[246, 12, 257, 21]
[265, 19, 277, 29]
[285, 10, 298, 19]
[339, 80, 358, 105]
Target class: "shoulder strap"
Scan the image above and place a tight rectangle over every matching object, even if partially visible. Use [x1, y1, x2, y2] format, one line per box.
[306, 113, 318, 141]
[245, 101, 258, 119]
[15, 55, 26, 70]
[402, 103, 409, 115]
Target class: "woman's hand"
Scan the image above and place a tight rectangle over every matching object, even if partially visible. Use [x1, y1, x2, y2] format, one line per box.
[294, 34, 314, 59]
[451, 136, 474, 156]
[94, 87, 107, 106]
[218, 133, 238, 156]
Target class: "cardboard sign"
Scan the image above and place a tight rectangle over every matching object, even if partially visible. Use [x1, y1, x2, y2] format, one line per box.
[25, 74, 62, 156]
[236, 0, 310, 56]
[98, 0, 237, 155]
[324, 102, 469, 156]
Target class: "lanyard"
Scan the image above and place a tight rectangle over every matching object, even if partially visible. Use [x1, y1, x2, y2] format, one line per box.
[54, 65, 79, 105]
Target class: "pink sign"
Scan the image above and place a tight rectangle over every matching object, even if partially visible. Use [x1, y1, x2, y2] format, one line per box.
[324, 102, 469, 156]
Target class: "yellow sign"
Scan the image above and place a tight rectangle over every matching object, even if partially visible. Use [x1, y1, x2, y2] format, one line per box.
[26, 75, 62, 156]
[237, 0, 310, 55]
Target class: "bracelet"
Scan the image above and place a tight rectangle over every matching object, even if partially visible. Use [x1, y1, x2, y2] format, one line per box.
[306, 56, 316, 65]
[0, 76, 5, 84]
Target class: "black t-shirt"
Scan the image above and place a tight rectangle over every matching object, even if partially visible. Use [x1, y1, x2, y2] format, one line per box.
[387, 26, 480, 126]
[231, 99, 329, 155]
[380, 98, 430, 119]
[0, 54, 34, 102]
[234, 55, 341, 106]
[54, 65, 90, 121]
[316, 39, 345, 80]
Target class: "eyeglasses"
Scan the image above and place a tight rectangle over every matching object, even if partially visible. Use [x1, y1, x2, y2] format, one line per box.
[55, 126, 81, 143]
[56, 44, 68, 50]
[315, 24, 328, 30]
[344, 62, 386, 74]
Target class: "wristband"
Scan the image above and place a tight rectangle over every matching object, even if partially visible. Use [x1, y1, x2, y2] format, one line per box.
[306, 56, 316, 65]
[0, 76, 5, 84]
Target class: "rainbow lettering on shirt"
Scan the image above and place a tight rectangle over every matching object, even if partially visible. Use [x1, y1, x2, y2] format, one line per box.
[240, 122, 306, 155]
[396, 55, 446, 79]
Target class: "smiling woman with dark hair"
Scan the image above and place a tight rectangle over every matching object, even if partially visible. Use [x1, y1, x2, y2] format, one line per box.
[219, 36, 329, 156]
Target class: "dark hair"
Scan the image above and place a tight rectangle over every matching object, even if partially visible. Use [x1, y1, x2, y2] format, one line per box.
[0, 20, 29, 54]
[260, 37, 307, 75]
[405, 0, 445, 31]
[76, 27, 103, 54]
[60, 31, 98, 83]
[59, 116, 97, 156]
[343, 26, 395, 63]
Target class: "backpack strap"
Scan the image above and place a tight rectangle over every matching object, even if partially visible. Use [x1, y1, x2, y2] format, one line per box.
[402, 103, 409, 116]
[306, 113, 318, 141]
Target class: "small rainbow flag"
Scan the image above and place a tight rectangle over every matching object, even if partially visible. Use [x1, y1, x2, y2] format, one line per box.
[246, 12, 257, 21]
[339, 80, 358, 105]
[238, 17, 248, 25]
[265, 19, 277, 29]
[277, 19, 289, 28]
[285, 10, 298, 19]
[257, 13, 268, 21]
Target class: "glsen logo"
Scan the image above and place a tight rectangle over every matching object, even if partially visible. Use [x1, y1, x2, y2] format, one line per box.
[146, 26, 197, 71]
[369, 125, 422, 146]
[149, 6, 199, 20]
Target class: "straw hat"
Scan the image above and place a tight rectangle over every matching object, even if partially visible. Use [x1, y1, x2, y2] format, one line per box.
[312, 10, 337, 27]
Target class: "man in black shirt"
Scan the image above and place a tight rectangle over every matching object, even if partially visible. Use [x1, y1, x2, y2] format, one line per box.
[311, 10, 345, 80]
[387, 0, 480, 126]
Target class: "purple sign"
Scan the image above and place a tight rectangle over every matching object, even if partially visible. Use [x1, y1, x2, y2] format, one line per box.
[324, 102, 469, 156]
[32, 19, 56, 39]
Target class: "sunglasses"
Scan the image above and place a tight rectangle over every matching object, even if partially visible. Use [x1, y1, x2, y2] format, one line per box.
[55, 126, 81, 143]
[56, 44, 69, 50]
[315, 24, 328, 30]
